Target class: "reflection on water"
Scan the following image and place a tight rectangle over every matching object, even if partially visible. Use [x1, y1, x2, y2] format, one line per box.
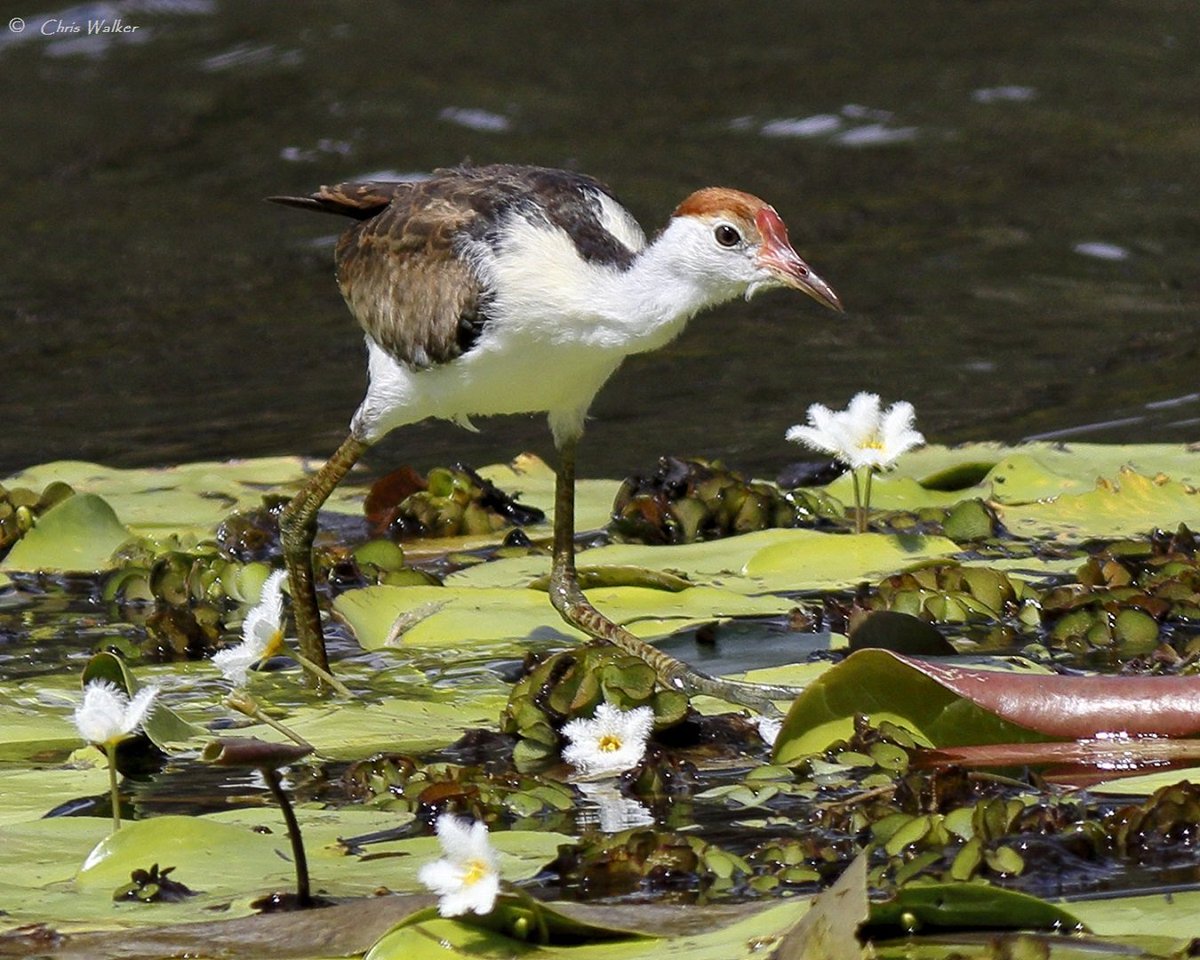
[0, 1, 1196, 480]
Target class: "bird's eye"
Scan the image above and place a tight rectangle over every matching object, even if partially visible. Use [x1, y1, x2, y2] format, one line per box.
[714, 224, 741, 248]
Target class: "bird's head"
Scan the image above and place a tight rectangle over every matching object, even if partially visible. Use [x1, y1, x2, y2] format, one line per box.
[667, 187, 842, 312]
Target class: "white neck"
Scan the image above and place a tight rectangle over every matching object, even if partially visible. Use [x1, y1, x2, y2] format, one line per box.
[589, 218, 744, 354]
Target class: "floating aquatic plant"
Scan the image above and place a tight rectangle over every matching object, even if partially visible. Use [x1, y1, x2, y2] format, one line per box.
[561, 702, 655, 780]
[787, 392, 924, 533]
[73, 679, 158, 833]
[211, 568, 352, 697]
[418, 814, 502, 917]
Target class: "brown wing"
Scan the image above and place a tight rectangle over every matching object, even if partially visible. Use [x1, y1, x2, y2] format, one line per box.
[333, 183, 486, 368]
[271, 165, 636, 368]
[271, 177, 486, 368]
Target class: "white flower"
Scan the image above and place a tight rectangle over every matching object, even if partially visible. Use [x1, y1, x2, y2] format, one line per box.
[576, 780, 655, 833]
[418, 815, 501, 917]
[73, 680, 158, 748]
[213, 569, 289, 685]
[757, 716, 782, 747]
[786, 392, 924, 470]
[561, 702, 654, 779]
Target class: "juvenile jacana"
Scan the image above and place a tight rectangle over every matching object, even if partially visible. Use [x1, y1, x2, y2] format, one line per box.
[272, 164, 841, 711]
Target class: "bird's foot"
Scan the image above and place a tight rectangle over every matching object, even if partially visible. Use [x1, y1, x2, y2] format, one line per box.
[549, 570, 800, 717]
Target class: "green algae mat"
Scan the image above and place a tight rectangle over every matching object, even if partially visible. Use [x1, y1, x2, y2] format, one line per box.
[4, 442, 1200, 958]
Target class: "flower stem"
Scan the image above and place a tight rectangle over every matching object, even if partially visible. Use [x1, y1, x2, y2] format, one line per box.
[105, 743, 121, 833]
[225, 693, 314, 751]
[292, 652, 355, 698]
[850, 469, 866, 534]
[862, 468, 875, 530]
[262, 766, 312, 908]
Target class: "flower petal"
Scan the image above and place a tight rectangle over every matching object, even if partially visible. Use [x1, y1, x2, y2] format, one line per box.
[562, 703, 654, 778]
[73, 680, 128, 746]
[121, 685, 158, 735]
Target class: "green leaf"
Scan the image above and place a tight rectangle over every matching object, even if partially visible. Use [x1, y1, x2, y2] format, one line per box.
[1000, 468, 1200, 540]
[364, 898, 818, 960]
[1, 493, 131, 572]
[333, 583, 793, 651]
[868, 881, 1083, 933]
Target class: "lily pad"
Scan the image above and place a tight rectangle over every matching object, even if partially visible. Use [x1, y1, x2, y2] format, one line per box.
[1, 494, 132, 573]
[449, 528, 961, 596]
[0, 809, 567, 931]
[774, 651, 1056, 763]
[999, 468, 1200, 540]
[333, 583, 794, 651]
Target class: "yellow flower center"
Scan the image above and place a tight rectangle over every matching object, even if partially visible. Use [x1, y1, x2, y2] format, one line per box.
[462, 859, 489, 886]
[859, 436, 885, 450]
[597, 734, 623, 753]
[261, 628, 286, 661]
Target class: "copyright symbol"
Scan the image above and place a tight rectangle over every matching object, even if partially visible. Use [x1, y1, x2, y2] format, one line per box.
[8, 17, 25, 32]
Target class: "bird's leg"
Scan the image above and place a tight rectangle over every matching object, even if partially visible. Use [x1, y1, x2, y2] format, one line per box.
[547, 437, 797, 717]
[279, 433, 370, 687]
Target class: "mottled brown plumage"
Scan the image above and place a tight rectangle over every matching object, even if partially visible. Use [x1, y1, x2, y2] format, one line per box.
[270, 165, 639, 369]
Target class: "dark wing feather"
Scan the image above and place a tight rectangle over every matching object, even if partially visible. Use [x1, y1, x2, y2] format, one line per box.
[335, 184, 484, 367]
[268, 180, 418, 220]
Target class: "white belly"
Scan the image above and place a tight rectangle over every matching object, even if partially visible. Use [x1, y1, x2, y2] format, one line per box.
[351, 335, 625, 445]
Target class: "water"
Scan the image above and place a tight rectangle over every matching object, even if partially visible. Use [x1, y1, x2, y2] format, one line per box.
[0, 1, 1197, 482]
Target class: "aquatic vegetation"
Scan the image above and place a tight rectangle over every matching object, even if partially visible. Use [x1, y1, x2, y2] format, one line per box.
[6, 444, 1200, 956]
[418, 815, 501, 917]
[609, 457, 797, 544]
[787, 393, 925, 533]
[561, 702, 655, 779]
[72, 679, 158, 833]
[366, 463, 545, 539]
[501, 647, 687, 771]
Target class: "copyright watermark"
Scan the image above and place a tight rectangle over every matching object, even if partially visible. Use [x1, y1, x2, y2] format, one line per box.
[6, 15, 141, 36]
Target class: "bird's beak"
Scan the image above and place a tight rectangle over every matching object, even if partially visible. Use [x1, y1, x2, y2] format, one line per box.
[753, 207, 844, 312]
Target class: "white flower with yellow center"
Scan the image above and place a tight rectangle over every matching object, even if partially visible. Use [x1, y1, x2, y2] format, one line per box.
[213, 569, 289, 685]
[73, 679, 159, 833]
[786, 392, 924, 470]
[73, 680, 158, 749]
[561, 702, 654, 779]
[418, 815, 501, 917]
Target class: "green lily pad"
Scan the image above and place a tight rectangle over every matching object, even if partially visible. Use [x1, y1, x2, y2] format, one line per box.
[1, 493, 132, 573]
[824, 472, 969, 510]
[334, 583, 794, 651]
[999, 468, 1200, 540]
[1068, 887, 1200, 939]
[364, 898, 816, 960]
[2, 458, 365, 544]
[450, 528, 960, 596]
[0, 765, 110, 826]
[0, 808, 566, 931]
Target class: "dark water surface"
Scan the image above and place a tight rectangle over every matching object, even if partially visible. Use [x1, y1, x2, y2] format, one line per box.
[1, 1, 1197, 480]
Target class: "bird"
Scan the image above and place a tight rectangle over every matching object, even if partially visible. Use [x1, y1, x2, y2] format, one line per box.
[271, 163, 842, 712]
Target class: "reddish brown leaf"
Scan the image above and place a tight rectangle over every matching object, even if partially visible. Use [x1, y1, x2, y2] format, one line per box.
[892, 654, 1200, 739]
